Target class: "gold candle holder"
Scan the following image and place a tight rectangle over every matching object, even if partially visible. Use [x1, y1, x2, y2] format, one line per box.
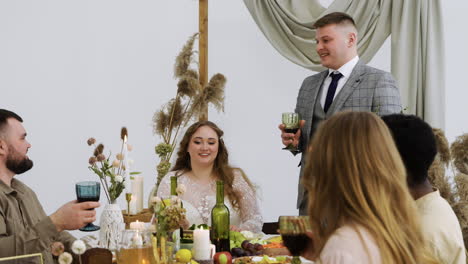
[126, 193, 132, 216]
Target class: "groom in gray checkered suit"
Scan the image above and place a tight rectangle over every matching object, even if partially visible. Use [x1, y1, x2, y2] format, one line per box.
[279, 12, 402, 215]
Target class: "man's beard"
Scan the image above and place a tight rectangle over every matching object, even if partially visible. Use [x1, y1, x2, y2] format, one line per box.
[6, 152, 34, 175]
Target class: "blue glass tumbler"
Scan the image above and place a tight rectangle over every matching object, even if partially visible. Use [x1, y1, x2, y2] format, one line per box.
[76, 181, 100, 232]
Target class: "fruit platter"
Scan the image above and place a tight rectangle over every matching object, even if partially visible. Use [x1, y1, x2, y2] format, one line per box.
[173, 231, 313, 264]
[226, 230, 314, 264]
[229, 231, 288, 258]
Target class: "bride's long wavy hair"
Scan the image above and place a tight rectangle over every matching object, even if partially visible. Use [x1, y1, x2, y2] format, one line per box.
[172, 120, 253, 210]
[303, 111, 438, 264]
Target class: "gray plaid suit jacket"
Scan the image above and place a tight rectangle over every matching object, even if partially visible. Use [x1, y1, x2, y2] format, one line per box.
[294, 60, 402, 212]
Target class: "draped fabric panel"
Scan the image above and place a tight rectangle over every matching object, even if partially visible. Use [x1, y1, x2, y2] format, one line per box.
[243, 0, 445, 128]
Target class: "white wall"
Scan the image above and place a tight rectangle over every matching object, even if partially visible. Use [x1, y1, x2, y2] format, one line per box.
[1, 1, 466, 238]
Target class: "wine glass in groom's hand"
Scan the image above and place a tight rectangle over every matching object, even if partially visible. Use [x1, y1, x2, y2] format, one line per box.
[280, 113, 303, 151]
[76, 181, 100, 231]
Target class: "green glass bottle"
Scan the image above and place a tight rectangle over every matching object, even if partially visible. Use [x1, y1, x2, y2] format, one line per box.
[211, 180, 230, 252]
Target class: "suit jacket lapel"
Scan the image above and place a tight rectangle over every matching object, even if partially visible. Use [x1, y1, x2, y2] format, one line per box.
[326, 60, 365, 117]
[303, 70, 328, 139]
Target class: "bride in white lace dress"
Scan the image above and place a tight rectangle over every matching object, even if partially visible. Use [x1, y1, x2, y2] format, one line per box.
[157, 121, 263, 233]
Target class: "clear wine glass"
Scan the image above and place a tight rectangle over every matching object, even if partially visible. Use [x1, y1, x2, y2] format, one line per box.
[279, 216, 311, 264]
[282, 112, 300, 151]
[76, 181, 100, 232]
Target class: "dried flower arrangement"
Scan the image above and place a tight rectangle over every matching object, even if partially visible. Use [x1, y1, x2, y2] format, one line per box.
[87, 127, 140, 203]
[150, 196, 188, 233]
[149, 195, 189, 264]
[151, 33, 226, 194]
[428, 129, 468, 248]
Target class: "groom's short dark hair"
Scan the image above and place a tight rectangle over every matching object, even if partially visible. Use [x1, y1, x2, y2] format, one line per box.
[313, 12, 356, 29]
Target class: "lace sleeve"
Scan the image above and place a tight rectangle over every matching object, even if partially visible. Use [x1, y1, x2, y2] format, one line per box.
[232, 169, 263, 233]
[156, 171, 176, 198]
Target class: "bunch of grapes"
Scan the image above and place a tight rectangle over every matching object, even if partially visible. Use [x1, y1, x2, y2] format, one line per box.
[231, 240, 264, 258]
[229, 231, 246, 249]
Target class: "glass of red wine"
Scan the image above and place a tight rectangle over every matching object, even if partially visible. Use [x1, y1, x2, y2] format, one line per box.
[76, 181, 100, 232]
[279, 216, 311, 263]
[282, 112, 300, 151]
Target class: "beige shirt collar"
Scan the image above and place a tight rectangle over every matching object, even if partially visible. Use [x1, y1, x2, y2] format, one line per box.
[0, 178, 27, 195]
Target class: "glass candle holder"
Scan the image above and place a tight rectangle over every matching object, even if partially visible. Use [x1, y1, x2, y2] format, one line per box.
[116, 230, 158, 264]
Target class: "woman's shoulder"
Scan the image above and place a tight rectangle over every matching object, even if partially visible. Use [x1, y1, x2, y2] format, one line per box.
[231, 167, 244, 176]
[230, 168, 256, 191]
[320, 224, 381, 263]
[231, 168, 247, 183]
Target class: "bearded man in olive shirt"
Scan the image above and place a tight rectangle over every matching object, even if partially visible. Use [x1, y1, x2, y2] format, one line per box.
[0, 109, 100, 262]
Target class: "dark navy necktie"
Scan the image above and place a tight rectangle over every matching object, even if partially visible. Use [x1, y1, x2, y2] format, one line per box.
[324, 72, 343, 113]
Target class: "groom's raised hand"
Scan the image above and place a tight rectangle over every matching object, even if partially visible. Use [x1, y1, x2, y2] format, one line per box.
[279, 120, 305, 149]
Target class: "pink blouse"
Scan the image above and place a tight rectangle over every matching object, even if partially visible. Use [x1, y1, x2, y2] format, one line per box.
[316, 224, 382, 264]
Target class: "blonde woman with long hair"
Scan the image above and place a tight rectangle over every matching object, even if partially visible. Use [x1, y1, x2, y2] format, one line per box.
[302, 112, 438, 263]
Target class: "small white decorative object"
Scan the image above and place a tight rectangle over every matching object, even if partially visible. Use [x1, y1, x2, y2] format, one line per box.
[99, 202, 125, 251]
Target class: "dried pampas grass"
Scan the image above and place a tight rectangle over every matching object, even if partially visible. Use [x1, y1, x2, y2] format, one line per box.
[451, 133, 468, 175]
[428, 129, 468, 253]
[151, 33, 226, 196]
[428, 156, 455, 204]
[177, 70, 200, 97]
[463, 227, 468, 252]
[204, 73, 226, 111]
[174, 33, 199, 78]
[167, 97, 184, 129]
[429, 129, 455, 203]
[153, 110, 168, 137]
[453, 202, 468, 229]
[191, 73, 226, 114]
[432, 128, 451, 166]
[455, 173, 468, 202]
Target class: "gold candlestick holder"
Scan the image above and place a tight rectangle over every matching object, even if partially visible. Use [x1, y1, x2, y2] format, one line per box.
[125, 193, 132, 216]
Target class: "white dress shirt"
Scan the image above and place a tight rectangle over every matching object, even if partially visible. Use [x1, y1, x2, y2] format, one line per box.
[320, 56, 359, 108]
